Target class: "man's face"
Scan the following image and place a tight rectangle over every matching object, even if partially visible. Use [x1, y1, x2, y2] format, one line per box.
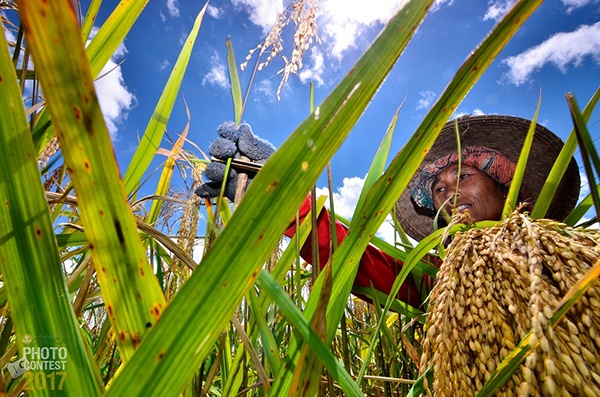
[431, 164, 507, 222]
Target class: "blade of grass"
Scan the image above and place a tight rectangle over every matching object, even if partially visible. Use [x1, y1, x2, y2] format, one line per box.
[334, 213, 438, 277]
[230, 309, 270, 394]
[18, 0, 166, 362]
[86, 0, 147, 77]
[269, 2, 437, 394]
[502, 91, 541, 218]
[146, 102, 191, 225]
[531, 86, 600, 219]
[567, 92, 600, 217]
[406, 367, 433, 397]
[0, 21, 103, 396]
[105, 2, 434, 396]
[123, 3, 207, 195]
[564, 183, 600, 225]
[356, 221, 496, 385]
[81, 0, 102, 42]
[354, 102, 402, 216]
[33, 0, 152, 152]
[277, 2, 543, 394]
[220, 340, 246, 397]
[257, 270, 363, 397]
[289, 262, 331, 396]
[226, 37, 244, 125]
[331, 0, 542, 339]
[351, 287, 424, 320]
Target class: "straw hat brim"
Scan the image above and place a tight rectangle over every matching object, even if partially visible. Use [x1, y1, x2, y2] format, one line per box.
[395, 115, 580, 241]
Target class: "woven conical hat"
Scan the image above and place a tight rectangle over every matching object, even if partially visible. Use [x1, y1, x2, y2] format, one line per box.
[395, 115, 580, 241]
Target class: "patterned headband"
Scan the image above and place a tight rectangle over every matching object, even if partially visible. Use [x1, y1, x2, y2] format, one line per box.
[410, 146, 516, 212]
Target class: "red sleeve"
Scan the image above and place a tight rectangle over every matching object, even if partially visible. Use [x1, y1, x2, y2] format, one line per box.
[284, 195, 434, 308]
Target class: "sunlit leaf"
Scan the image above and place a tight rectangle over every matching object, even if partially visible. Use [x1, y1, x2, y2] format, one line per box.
[18, 0, 166, 362]
[123, 4, 208, 195]
[0, 19, 103, 396]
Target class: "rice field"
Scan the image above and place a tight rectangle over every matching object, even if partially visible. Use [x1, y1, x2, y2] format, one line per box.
[0, 0, 598, 396]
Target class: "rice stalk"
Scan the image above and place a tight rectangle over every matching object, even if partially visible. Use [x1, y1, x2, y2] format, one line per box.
[240, 0, 320, 99]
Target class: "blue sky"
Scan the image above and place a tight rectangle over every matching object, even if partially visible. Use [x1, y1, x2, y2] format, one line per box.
[4, 0, 600, 239]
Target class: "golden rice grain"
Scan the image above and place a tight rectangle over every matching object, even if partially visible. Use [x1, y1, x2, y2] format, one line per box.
[419, 210, 600, 396]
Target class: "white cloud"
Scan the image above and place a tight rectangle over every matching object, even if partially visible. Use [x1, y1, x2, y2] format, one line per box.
[3, 23, 15, 43]
[89, 28, 135, 139]
[484, 0, 597, 21]
[235, 0, 423, 60]
[579, 171, 591, 202]
[562, 0, 598, 13]
[255, 79, 276, 100]
[483, 0, 517, 21]
[431, 0, 455, 12]
[95, 60, 135, 139]
[207, 5, 223, 19]
[298, 47, 325, 85]
[453, 108, 486, 119]
[315, 176, 365, 219]
[417, 90, 436, 110]
[320, 0, 409, 59]
[315, 176, 397, 243]
[231, 0, 284, 34]
[159, 59, 170, 71]
[166, 0, 180, 17]
[501, 22, 600, 86]
[319, 0, 454, 59]
[202, 51, 229, 89]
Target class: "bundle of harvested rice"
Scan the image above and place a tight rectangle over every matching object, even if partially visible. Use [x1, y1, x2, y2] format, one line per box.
[419, 210, 600, 396]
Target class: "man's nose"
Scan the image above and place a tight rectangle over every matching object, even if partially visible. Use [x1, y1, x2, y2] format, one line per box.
[443, 188, 460, 204]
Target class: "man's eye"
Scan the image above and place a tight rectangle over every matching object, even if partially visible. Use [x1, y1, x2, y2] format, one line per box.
[459, 173, 469, 180]
[434, 186, 444, 194]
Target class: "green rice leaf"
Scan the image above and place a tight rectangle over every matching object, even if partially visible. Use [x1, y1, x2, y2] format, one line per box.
[220, 340, 246, 396]
[334, 213, 438, 277]
[354, 104, 401, 216]
[270, 2, 543, 392]
[532, 86, 600, 220]
[105, 2, 433, 396]
[565, 184, 600, 226]
[502, 92, 541, 218]
[351, 287, 424, 319]
[226, 37, 244, 125]
[258, 270, 363, 397]
[18, 0, 166, 362]
[145, 105, 190, 225]
[406, 366, 433, 397]
[323, 0, 543, 346]
[269, 1, 435, 393]
[86, 0, 148, 77]
[81, 0, 102, 43]
[0, 19, 103, 396]
[123, 4, 207, 195]
[567, 92, 600, 218]
[33, 0, 151, 152]
[280, 3, 543, 393]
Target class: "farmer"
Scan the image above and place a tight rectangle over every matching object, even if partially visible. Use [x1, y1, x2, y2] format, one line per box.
[195, 115, 580, 308]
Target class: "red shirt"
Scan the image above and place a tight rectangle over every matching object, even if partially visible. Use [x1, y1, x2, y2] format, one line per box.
[284, 196, 437, 308]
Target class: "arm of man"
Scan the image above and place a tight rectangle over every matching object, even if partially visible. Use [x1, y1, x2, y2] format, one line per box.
[284, 195, 433, 309]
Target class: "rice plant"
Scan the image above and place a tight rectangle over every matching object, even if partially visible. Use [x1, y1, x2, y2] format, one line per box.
[0, 0, 598, 396]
